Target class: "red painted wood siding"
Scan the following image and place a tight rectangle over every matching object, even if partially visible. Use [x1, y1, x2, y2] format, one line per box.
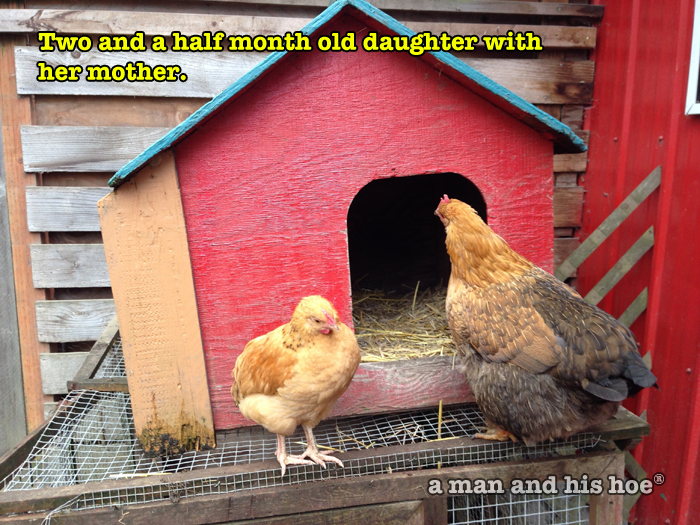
[584, 1, 700, 523]
[175, 14, 553, 430]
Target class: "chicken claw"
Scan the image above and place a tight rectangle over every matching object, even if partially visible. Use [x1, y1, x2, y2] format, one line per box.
[300, 449, 344, 469]
[474, 427, 518, 443]
[276, 435, 314, 477]
[301, 425, 344, 469]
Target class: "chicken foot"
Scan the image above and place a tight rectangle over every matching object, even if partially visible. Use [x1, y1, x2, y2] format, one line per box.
[300, 425, 344, 470]
[474, 427, 518, 443]
[276, 434, 314, 477]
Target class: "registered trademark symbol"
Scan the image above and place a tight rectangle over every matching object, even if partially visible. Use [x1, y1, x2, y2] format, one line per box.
[653, 473, 666, 485]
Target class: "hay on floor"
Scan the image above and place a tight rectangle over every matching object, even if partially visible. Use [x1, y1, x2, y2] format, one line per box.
[352, 286, 457, 362]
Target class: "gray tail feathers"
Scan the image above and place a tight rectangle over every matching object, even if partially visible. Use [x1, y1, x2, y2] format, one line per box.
[624, 351, 658, 389]
[585, 352, 658, 402]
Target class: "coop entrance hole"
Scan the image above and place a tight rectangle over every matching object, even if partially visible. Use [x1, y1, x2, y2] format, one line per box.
[347, 172, 486, 292]
[347, 173, 486, 360]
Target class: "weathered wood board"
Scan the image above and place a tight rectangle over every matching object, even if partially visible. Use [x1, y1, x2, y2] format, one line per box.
[0, 33, 51, 431]
[553, 186, 585, 228]
[26, 187, 111, 232]
[0, 450, 624, 523]
[0, 69, 26, 456]
[39, 352, 89, 395]
[35, 299, 115, 343]
[20, 126, 169, 173]
[0, 10, 597, 48]
[30, 244, 110, 288]
[14, 47, 593, 104]
[98, 151, 215, 454]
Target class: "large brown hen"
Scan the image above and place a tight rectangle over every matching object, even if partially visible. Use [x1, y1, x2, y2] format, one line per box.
[435, 195, 657, 445]
[231, 296, 361, 475]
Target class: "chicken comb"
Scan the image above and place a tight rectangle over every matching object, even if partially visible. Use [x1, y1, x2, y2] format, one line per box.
[440, 194, 450, 205]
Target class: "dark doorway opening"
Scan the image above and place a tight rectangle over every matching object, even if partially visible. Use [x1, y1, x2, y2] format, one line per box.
[347, 173, 487, 292]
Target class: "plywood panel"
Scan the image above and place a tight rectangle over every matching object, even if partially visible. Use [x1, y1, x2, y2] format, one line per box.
[175, 14, 554, 429]
[30, 244, 110, 288]
[35, 299, 115, 343]
[26, 187, 111, 232]
[98, 151, 215, 454]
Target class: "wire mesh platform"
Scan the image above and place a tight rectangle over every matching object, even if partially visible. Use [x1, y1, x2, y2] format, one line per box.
[1, 339, 605, 524]
[449, 491, 589, 525]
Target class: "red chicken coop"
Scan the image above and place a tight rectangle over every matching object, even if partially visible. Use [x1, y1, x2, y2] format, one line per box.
[97, 0, 585, 453]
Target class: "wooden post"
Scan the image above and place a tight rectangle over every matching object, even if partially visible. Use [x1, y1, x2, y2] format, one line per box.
[0, 32, 52, 432]
[98, 151, 215, 455]
[0, 59, 25, 456]
[589, 451, 625, 525]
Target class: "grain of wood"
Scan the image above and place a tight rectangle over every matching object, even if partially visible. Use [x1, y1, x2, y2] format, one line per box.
[561, 104, 584, 129]
[34, 96, 208, 127]
[553, 186, 584, 227]
[35, 299, 115, 342]
[589, 452, 625, 525]
[20, 128, 590, 183]
[98, 151, 215, 454]
[220, 501, 423, 525]
[39, 352, 89, 395]
[26, 186, 111, 232]
[165, 0, 604, 18]
[555, 173, 578, 186]
[618, 288, 648, 328]
[331, 357, 473, 419]
[0, 451, 623, 522]
[555, 167, 661, 281]
[0, 34, 51, 431]
[16, 47, 594, 104]
[553, 236, 579, 271]
[554, 152, 587, 172]
[0, 54, 26, 456]
[43, 402, 58, 421]
[30, 244, 110, 288]
[21, 125, 170, 172]
[72, 315, 118, 381]
[1, 10, 597, 48]
[584, 227, 654, 306]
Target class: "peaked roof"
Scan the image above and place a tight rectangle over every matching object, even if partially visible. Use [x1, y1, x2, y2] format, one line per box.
[109, 0, 587, 188]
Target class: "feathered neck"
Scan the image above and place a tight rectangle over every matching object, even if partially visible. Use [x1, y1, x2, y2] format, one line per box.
[444, 213, 532, 288]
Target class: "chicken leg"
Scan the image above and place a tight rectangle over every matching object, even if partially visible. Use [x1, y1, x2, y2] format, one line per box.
[300, 425, 344, 469]
[276, 434, 314, 477]
[474, 426, 518, 443]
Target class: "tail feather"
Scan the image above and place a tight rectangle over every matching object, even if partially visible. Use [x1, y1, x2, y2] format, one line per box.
[624, 352, 658, 388]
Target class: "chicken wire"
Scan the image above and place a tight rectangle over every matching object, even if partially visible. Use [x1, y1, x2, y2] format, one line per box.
[449, 490, 589, 525]
[0, 338, 603, 524]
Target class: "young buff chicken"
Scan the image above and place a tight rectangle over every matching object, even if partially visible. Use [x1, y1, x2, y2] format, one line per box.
[231, 296, 361, 475]
[435, 196, 657, 445]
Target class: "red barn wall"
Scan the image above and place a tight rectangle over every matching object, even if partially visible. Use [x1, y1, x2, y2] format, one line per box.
[174, 14, 553, 430]
[583, 0, 700, 523]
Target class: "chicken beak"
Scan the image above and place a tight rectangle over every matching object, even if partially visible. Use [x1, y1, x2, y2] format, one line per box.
[322, 309, 339, 332]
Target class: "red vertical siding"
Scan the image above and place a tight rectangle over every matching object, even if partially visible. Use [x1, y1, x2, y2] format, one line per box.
[584, 1, 700, 522]
[174, 14, 554, 431]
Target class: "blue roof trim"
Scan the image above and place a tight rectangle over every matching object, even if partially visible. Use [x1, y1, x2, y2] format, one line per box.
[110, 0, 586, 187]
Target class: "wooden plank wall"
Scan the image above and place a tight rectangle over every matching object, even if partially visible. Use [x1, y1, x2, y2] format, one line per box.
[0, 0, 598, 430]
